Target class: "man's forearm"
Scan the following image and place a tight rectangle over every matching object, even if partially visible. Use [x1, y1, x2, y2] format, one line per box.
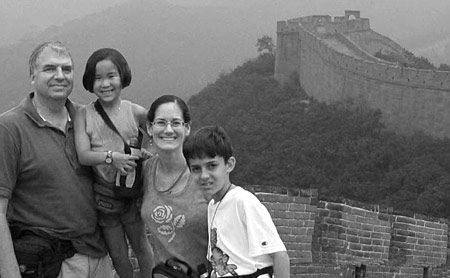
[0, 211, 21, 277]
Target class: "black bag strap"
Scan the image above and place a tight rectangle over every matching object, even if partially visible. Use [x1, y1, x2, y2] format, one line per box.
[240, 266, 273, 278]
[94, 100, 143, 154]
[152, 258, 192, 278]
[166, 258, 192, 276]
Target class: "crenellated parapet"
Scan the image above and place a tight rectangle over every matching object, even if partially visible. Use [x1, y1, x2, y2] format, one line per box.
[250, 186, 450, 277]
[298, 26, 450, 91]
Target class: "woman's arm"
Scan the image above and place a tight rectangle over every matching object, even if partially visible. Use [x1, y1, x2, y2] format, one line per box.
[74, 106, 137, 174]
[270, 251, 290, 278]
[132, 103, 148, 132]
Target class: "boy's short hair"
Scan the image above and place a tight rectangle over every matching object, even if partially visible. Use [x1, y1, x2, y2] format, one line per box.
[183, 125, 233, 164]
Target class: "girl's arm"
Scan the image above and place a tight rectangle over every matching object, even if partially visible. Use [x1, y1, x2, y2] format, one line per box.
[270, 251, 290, 278]
[74, 106, 137, 174]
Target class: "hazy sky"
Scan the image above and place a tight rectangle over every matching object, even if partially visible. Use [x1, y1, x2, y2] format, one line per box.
[1, 0, 448, 45]
[0, 0, 129, 46]
[1, 0, 449, 62]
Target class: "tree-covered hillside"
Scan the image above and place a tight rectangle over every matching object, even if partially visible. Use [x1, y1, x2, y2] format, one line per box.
[188, 53, 450, 219]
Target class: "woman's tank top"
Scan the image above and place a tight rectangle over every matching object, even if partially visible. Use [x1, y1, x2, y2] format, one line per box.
[141, 156, 209, 272]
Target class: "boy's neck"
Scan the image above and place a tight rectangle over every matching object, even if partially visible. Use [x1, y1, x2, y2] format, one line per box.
[213, 183, 234, 203]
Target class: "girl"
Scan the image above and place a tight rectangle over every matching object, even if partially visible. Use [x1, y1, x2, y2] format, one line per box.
[74, 48, 153, 278]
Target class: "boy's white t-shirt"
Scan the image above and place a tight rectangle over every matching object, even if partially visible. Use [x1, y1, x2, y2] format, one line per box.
[207, 186, 286, 276]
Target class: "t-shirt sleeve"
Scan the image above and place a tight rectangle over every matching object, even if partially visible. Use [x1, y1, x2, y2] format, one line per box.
[240, 193, 287, 257]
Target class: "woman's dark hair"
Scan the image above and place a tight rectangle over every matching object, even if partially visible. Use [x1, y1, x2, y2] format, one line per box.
[147, 95, 191, 123]
[82, 48, 132, 93]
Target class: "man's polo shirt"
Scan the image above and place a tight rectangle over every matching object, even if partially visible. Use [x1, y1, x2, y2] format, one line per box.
[0, 92, 107, 257]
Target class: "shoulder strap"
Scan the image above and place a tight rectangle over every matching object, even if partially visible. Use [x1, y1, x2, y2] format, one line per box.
[94, 100, 131, 154]
[166, 258, 192, 276]
[250, 266, 274, 278]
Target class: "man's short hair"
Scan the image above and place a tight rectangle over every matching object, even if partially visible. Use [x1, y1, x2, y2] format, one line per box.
[183, 125, 233, 164]
[28, 41, 72, 76]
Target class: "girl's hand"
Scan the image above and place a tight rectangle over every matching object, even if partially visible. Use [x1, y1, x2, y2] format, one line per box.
[112, 152, 139, 176]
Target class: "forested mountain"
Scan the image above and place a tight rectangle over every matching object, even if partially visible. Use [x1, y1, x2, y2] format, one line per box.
[188, 53, 450, 219]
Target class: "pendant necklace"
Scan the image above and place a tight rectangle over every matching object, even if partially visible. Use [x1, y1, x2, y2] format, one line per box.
[154, 160, 188, 194]
[208, 182, 233, 271]
[210, 183, 233, 230]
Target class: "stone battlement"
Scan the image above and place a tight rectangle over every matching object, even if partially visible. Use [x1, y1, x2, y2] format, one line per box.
[250, 186, 449, 277]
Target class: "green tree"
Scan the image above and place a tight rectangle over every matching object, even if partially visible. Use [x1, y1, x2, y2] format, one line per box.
[256, 35, 274, 54]
[403, 49, 436, 70]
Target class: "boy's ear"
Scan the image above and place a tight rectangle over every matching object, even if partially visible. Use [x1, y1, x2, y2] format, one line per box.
[226, 157, 236, 173]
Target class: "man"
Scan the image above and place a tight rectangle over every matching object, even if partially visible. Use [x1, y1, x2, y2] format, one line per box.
[0, 42, 113, 278]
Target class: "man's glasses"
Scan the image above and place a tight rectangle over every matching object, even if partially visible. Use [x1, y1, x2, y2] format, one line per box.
[152, 119, 186, 128]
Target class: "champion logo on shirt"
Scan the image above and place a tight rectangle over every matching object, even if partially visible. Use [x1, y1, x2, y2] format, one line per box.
[261, 241, 268, 247]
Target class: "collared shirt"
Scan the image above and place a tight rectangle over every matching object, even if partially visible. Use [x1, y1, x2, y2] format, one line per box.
[0, 92, 107, 257]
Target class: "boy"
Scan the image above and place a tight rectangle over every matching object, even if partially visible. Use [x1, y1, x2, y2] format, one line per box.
[183, 125, 290, 278]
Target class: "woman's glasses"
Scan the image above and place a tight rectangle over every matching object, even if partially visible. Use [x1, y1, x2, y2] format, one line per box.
[152, 119, 185, 128]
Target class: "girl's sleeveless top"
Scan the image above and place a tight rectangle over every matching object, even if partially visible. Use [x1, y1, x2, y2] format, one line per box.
[85, 100, 139, 188]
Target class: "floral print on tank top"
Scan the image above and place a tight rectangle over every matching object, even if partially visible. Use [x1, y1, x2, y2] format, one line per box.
[151, 205, 186, 242]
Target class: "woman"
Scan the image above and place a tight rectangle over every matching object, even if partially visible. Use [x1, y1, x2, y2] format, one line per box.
[141, 95, 208, 274]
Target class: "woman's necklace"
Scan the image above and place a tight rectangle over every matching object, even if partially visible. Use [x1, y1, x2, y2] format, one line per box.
[154, 160, 188, 194]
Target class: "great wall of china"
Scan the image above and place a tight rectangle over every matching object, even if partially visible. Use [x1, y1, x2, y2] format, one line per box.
[274, 11, 450, 139]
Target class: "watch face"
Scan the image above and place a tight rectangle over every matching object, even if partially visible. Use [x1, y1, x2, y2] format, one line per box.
[105, 158, 112, 164]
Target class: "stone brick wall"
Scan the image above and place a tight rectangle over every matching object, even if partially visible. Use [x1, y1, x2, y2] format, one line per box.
[247, 186, 450, 277]
[389, 215, 447, 267]
[246, 186, 317, 267]
[313, 202, 391, 265]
